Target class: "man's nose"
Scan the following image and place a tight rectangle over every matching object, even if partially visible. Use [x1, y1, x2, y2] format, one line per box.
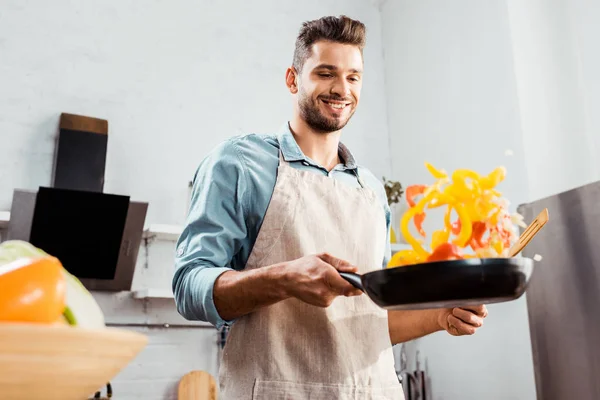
[330, 77, 351, 98]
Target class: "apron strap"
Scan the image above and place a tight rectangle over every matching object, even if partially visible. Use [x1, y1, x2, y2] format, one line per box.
[353, 169, 365, 188]
[278, 149, 288, 166]
[279, 147, 363, 188]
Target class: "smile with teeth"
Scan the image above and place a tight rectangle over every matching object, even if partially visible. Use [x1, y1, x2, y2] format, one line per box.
[322, 99, 351, 110]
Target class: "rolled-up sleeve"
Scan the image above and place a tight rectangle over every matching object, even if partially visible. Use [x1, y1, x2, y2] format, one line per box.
[172, 139, 248, 329]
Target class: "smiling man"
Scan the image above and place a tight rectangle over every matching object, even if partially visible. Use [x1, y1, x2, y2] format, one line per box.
[173, 15, 487, 400]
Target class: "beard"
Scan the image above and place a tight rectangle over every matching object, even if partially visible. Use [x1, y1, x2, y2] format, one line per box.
[297, 87, 355, 134]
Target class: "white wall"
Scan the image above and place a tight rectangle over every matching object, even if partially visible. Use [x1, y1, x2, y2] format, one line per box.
[571, 0, 600, 170]
[0, 0, 390, 227]
[381, 1, 536, 399]
[507, 0, 600, 201]
[0, 1, 388, 399]
[508, 0, 600, 199]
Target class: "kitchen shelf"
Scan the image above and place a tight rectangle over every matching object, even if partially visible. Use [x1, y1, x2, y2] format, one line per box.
[141, 222, 413, 252]
[1, 208, 410, 255]
[143, 224, 183, 241]
[0, 211, 187, 242]
[132, 288, 175, 299]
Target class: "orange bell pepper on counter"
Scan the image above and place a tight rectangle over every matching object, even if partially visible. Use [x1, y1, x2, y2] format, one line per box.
[0, 256, 66, 324]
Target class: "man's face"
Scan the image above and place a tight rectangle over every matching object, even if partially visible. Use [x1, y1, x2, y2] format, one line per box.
[294, 41, 363, 133]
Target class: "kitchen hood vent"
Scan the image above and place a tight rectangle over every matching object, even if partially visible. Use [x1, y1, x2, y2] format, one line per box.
[6, 113, 148, 292]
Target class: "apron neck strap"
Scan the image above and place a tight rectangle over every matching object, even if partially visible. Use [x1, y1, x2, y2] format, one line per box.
[278, 149, 288, 166]
[353, 169, 366, 188]
[279, 148, 365, 189]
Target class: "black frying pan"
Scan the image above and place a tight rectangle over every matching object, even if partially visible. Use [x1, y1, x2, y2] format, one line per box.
[339, 257, 534, 310]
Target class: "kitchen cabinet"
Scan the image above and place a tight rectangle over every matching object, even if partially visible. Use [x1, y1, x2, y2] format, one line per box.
[518, 180, 600, 400]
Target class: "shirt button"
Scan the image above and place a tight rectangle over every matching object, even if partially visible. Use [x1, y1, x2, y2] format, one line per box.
[176, 248, 184, 257]
[302, 161, 309, 166]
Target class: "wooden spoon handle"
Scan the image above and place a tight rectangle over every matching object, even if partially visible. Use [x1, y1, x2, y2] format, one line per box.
[509, 208, 549, 257]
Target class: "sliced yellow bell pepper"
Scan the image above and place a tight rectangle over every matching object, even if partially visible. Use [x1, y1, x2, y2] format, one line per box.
[388, 249, 425, 267]
[400, 195, 432, 258]
[390, 161, 522, 267]
[431, 228, 450, 250]
[425, 162, 448, 179]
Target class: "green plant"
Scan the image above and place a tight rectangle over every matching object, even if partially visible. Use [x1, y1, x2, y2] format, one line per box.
[382, 177, 404, 205]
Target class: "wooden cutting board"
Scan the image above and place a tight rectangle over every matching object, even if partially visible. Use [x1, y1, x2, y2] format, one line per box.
[178, 371, 217, 400]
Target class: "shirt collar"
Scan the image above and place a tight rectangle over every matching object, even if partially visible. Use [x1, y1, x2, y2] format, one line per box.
[276, 122, 358, 170]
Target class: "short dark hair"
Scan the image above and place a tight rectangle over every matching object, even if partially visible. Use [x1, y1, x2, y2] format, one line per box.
[293, 15, 366, 72]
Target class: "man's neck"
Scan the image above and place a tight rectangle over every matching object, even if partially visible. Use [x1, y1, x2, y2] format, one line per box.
[288, 117, 341, 172]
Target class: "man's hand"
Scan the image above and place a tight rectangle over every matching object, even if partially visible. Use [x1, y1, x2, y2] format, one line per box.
[437, 305, 488, 336]
[213, 253, 362, 321]
[282, 253, 363, 307]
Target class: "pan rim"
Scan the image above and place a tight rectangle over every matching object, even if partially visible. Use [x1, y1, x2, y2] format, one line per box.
[360, 257, 535, 309]
[368, 256, 534, 277]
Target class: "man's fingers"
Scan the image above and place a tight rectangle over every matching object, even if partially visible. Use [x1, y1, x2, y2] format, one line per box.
[318, 253, 358, 272]
[448, 315, 477, 336]
[316, 253, 362, 297]
[445, 306, 487, 336]
[324, 267, 359, 294]
[459, 304, 488, 318]
[452, 308, 484, 327]
[337, 264, 359, 273]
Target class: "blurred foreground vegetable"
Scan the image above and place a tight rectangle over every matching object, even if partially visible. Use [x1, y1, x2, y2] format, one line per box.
[0, 240, 105, 328]
[0, 256, 66, 323]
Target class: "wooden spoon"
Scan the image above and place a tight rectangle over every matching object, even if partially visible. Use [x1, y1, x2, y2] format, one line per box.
[178, 370, 217, 400]
[509, 208, 549, 257]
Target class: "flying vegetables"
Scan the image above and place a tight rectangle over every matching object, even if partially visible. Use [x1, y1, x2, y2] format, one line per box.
[388, 162, 527, 267]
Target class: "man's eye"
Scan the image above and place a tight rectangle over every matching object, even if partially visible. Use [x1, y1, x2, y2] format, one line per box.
[349, 77, 360, 82]
[319, 73, 333, 78]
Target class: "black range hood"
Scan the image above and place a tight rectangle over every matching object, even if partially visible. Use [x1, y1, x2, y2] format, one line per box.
[6, 113, 148, 292]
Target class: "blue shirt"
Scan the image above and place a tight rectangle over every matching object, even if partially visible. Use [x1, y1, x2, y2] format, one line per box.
[172, 123, 392, 329]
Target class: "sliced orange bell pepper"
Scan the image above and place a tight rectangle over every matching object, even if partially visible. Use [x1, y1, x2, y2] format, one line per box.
[391, 161, 524, 267]
[468, 221, 489, 250]
[0, 256, 66, 324]
[406, 185, 428, 236]
[427, 243, 464, 262]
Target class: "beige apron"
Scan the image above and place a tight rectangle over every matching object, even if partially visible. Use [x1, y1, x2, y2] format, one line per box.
[218, 150, 405, 400]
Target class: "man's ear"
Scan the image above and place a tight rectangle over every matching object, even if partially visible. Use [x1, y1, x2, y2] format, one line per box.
[286, 67, 299, 94]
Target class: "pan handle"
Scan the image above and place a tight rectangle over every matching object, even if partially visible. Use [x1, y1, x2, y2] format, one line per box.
[339, 272, 364, 291]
